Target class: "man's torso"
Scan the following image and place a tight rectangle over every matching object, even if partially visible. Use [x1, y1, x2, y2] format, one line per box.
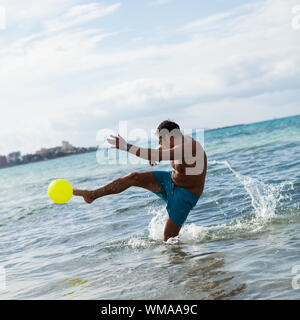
[170, 135, 207, 196]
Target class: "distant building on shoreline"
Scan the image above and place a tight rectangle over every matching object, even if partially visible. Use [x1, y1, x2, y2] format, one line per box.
[62, 141, 75, 152]
[0, 141, 97, 169]
[0, 155, 8, 167]
[8, 151, 22, 165]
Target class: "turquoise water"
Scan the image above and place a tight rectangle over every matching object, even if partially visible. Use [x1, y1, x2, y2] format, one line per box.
[0, 115, 299, 299]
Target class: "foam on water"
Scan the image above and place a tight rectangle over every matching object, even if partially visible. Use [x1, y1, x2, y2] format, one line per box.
[148, 207, 167, 241]
[127, 237, 150, 249]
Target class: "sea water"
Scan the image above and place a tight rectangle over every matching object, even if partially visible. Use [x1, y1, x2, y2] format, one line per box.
[0, 115, 299, 299]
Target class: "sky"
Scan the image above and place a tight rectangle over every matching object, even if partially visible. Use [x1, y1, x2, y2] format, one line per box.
[0, 0, 299, 155]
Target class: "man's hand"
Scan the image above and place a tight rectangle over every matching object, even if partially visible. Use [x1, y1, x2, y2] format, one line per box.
[107, 134, 128, 151]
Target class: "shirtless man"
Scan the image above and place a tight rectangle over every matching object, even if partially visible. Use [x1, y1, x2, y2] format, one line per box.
[74, 120, 207, 241]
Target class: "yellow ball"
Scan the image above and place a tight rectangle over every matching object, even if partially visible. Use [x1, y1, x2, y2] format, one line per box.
[48, 179, 73, 204]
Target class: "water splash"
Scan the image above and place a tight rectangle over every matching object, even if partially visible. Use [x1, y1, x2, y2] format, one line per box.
[148, 207, 167, 241]
[210, 160, 283, 219]
[127, 237, 150, 249]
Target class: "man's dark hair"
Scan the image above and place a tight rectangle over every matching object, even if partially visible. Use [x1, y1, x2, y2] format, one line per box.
[156, 120, 181, 137]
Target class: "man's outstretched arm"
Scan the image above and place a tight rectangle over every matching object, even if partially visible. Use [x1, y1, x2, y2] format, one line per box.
[107, 134, 182, 162]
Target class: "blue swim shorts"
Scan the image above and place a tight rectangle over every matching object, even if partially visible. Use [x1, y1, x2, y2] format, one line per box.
[153, 170, 200, 227]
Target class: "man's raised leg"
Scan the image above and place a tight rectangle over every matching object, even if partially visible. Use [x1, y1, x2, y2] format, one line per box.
[73, 171, 162, 204]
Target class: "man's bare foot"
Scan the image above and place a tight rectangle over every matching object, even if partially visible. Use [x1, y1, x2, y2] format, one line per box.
[73, 189, 96, 204]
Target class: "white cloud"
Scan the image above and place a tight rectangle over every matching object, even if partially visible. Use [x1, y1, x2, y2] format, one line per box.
[45, 2, 122, 33]
[0, 0, 74, 24]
